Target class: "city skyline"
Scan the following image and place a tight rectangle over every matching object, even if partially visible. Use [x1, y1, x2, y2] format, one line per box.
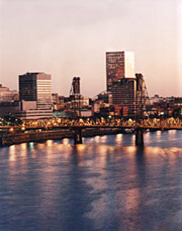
[0, 0, 182, 97]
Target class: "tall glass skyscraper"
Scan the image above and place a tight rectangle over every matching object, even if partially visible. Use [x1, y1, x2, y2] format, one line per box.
[106, 51, 135, 91]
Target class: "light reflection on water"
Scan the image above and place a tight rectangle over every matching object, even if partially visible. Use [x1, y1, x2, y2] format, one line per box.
[1, 131, 182, 230]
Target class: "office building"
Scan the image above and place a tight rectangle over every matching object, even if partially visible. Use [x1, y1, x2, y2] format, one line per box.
[18, 72, 52, 119]
[111, 78, 136, 116]
[106, 51, 135, 91]
[19, 72, 52, 110]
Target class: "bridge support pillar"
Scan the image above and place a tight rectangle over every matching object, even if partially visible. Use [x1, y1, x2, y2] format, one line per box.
[0, 136, 3, 146]
[135, 128, 144, 146]
[74, 128, 83, 144]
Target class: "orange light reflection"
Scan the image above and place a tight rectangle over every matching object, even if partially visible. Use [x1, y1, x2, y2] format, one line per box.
[9, 145, 16, 162]
[46, 140, 53, 147]
[116, 134, 123, 144]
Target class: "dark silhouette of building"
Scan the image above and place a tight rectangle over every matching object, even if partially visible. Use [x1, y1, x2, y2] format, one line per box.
[69, 77, 81, 116]
[72, 77, 80, 94]
[111, 78, 136, 116]
[136, 73, 148, 117]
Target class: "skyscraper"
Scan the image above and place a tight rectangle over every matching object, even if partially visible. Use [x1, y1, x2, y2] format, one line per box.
[106, 51, 135, 91]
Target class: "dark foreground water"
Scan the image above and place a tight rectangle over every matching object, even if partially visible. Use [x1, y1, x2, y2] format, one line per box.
[1, 130, 182, 231]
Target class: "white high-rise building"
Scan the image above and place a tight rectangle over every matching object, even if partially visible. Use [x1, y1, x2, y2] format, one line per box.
[124, 51, 135, 78]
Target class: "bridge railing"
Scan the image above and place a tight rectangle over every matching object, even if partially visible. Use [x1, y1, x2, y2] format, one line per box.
[2, 117, 182, 133]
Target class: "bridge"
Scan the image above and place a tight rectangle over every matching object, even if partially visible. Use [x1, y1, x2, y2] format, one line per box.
[1, 117, 182, 146]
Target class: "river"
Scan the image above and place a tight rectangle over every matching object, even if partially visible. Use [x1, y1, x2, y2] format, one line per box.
[1, 130, 182, 231]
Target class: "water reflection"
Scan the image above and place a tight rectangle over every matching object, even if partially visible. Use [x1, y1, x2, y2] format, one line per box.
[94, 136, 100, 143]
[115, 133, 123, 144]
[156, 130, 162, 136]
[131, 134, 135, 145]
[46, 139, 53, 146]
[1, 131, 182, 230]
[168, 129, 176, 134]
[20, 143, 28, 157]
[62, 138, 69, 145]
[75, 144, 87, 155]
[9, 145, 16, 162]
[29, 142, 34, 149]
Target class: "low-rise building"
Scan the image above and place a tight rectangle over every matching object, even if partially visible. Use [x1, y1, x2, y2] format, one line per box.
[0, 84, 18, 102]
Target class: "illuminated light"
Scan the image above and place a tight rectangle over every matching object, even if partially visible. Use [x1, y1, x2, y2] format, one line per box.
[29, 142, 34, 149]
[62, 138, 69, 145]
[76, 144, 87, 156]
[131, 135, 135, 144]
[147, 147, 163, 156]
[21, 127, 25, 131]
[116, 134, 123, 144]
[9, 145, 16, 161]
[156, 130, 162, 136]
[46, 140, 53, 146]
[20, 143, 27, 150]
[9, 127, 14, 133]
[108, 146, 115, 153]
[9, 145, 15, 151]
[168, 130, 176, 135]
[99, 145, 108, 155]
[94, 136, 100, 143]
[101, 136, 107, 142]
[19, 143, 28, 157]
[127, 146, 137, 154]
[145, 131, 151, 137]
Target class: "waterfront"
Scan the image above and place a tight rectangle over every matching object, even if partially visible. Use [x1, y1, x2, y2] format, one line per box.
[1, 130, 182, 231]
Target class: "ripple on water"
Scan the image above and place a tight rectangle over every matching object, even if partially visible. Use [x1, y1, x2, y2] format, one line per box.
[1, 131, 182, 231]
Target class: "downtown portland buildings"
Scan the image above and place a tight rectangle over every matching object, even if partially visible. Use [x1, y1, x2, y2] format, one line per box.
[106, 51, 146, 117]
[17, 72, 53, 119]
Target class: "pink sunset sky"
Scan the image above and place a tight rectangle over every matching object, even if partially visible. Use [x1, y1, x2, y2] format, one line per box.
[0, 0, 182, 97]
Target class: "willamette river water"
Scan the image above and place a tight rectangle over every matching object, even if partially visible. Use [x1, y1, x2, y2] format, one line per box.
[1, 130, 182, 231]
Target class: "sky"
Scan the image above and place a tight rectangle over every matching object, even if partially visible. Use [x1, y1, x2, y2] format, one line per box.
[0, 0, 182, 97]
